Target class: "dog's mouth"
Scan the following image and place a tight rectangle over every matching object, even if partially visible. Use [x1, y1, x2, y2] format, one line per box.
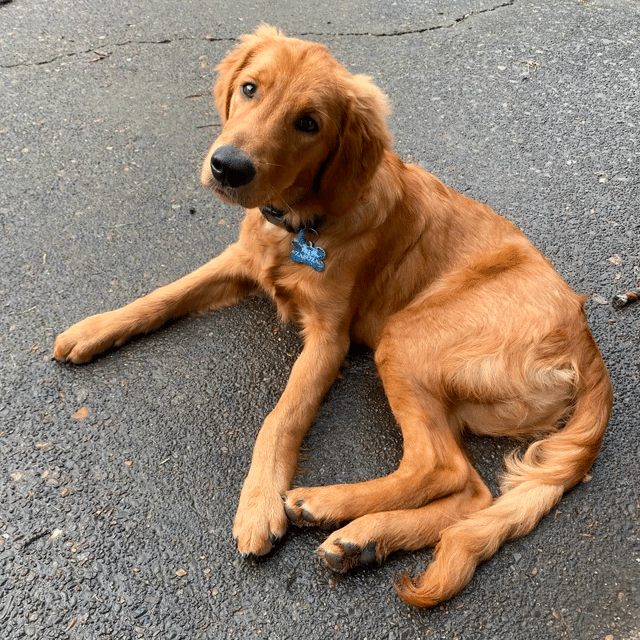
[260, 205, 323, 234]
[261, 205, 302, 233]
[260, 205, 288, 227]
[208, 181, 243, 204]
[260, 205, 318, 234]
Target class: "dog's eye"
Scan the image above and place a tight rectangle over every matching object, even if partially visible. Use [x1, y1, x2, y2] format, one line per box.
[241, 82, 257, 99]
[295, 115, 319, 134]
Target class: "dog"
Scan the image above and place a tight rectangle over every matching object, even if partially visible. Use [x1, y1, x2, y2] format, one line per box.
[53, 25, 613, 607]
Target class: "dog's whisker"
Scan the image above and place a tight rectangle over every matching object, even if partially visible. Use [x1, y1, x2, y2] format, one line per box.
[259, 161, 286, 168]
[266, 185, 296, 215]
[315, 109, 340, 134]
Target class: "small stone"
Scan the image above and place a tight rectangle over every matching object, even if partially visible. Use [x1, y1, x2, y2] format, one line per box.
[72, 406, 89, 420]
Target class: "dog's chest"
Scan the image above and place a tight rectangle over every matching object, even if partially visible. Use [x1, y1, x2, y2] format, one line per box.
[241, 214, 332, 323]
[252, 232, 308, 321]
[261, 258, 312, 323]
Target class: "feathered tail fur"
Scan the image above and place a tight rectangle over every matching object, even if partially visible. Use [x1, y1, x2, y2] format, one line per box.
[396, 342, 612, 608]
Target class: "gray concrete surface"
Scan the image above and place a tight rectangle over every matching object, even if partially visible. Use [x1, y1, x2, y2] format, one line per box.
[1, 0, 639, 638]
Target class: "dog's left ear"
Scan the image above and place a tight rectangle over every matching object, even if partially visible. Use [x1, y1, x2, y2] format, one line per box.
[317, 74, 392, 213]
[214, 25, 283, 122]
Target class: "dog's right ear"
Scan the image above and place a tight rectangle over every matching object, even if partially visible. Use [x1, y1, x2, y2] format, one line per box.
[213, 25, 283, 122]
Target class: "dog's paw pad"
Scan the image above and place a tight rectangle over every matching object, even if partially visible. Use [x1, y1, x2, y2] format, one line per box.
[284, 496, 336, 528]
[301, 506, 316, 522]
[321, 549, 346, 571]
[283, 499, 308, 526]
[318, 539, 377, 572]
[296, 508, 338, 530]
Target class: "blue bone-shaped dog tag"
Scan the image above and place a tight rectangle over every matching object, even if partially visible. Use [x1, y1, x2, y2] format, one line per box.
[290, 229, 326, 272]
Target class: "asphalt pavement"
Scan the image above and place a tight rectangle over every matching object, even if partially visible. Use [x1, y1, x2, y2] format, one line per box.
[1, 1, 639, 638]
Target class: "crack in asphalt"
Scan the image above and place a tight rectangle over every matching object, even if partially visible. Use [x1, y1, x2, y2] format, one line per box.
[298, 0, 516, 38]
[0, 0, 515, 69]
[0, 36, 235, 69]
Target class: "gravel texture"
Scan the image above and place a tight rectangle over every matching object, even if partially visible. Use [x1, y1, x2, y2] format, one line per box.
[1, 1, 639, 638]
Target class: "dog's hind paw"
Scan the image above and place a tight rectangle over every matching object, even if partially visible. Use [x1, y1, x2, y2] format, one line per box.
[283, 486, 352, 530]
[283, 498, 338, 531]
[318, 536, 379, 572]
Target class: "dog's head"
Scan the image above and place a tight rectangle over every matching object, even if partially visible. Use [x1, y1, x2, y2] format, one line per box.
[201, 25, 392, 225]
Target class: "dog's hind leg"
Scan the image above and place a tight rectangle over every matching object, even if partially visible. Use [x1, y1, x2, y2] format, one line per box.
[54, 243, 258, 363]
[316, 466, 492, 572]
[284, 349, 471, 526]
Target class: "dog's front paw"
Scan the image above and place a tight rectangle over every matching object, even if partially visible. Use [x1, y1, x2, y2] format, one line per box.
[54, 312, 125, 364]
[233, 485, 288, 557]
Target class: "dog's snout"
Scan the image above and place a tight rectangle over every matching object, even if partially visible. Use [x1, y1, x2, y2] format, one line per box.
[210, 145, 256, 189]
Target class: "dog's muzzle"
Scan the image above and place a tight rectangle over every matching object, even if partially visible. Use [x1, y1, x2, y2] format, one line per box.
[210, 145, 256, 189]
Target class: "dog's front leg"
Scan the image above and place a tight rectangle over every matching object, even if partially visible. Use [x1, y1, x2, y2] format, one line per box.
[54, 243, 257, 364]
[233, 327, 350, 556]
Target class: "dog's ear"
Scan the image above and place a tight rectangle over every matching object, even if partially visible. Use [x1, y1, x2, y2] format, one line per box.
[213, 25, 283, 122]
[317, 74, 392, 213]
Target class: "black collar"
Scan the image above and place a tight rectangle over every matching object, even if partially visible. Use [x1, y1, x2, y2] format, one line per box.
[260, 205, 322, 234]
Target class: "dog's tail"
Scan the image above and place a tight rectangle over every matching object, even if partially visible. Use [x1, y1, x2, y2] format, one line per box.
[395, 341, 612, 608]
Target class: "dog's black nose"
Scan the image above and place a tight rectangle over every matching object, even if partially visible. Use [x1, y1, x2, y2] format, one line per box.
[210, 145, 256, 189]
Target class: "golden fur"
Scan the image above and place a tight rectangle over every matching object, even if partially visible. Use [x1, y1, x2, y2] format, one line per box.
[54, 26, 612, 607]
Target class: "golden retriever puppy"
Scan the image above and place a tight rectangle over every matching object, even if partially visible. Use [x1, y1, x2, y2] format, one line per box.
[54, 26, 612, 607]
